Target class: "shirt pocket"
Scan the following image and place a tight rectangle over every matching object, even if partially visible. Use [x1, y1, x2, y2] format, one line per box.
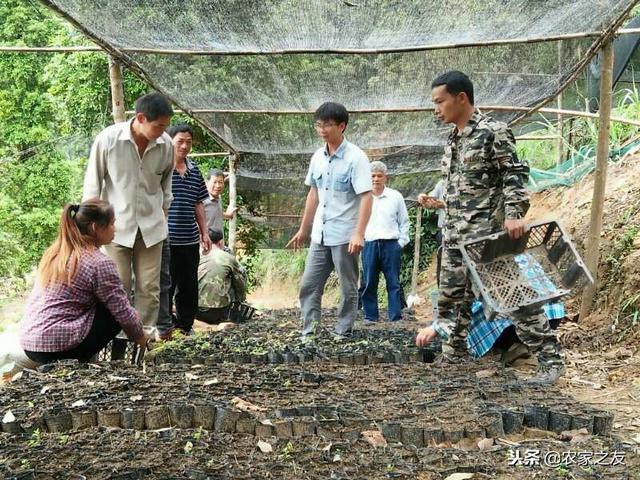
[333, 172, 351, 193]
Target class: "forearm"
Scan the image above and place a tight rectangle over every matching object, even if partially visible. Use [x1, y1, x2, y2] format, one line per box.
[82, 142, 103, 200]
[299, 188, 319, 234]
[195, 202, 207, 236]
[502, 164, 530, 219]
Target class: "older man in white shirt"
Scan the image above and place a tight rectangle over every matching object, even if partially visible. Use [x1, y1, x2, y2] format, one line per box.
[361, 161, 410, 323]
[83, 92, 174, 327]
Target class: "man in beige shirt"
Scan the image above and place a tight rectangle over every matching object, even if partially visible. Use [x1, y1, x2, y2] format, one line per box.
[82, 92, 174, 327]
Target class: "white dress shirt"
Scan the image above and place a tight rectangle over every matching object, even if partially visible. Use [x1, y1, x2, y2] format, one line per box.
[82, 120, 174, 248]
[364, 187, 410, 247]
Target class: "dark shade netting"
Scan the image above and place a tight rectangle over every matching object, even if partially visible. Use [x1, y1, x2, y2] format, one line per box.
[40, 0, 639, 245]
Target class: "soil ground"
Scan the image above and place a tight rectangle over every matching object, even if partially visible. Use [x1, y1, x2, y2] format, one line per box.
[2, 156, 640, 477]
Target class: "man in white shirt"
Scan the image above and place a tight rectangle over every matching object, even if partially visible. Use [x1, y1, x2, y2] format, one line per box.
[361, 161, 410, 323]
[287, 102, 373, 339]
[83, 92, 174, 327]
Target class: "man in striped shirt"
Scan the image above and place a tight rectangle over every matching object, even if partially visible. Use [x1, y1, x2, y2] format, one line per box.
[164, 124, 211, 334]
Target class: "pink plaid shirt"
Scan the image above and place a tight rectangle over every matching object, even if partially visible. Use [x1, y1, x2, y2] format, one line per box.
[20, 248, 143, 352]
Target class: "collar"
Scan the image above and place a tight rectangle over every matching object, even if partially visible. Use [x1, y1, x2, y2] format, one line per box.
[208, 194, 220, 202]
[450, 109, 484, 141]
[373, 186, 389, 198]
[174, 158, 195, 174]
[118, 118, 166, 146]
[324, 138, 348, 159]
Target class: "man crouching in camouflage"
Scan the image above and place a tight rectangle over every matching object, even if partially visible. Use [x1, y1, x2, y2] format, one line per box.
[416, 71, 565, 385]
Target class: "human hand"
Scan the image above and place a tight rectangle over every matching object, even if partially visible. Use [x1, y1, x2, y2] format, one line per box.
[416, 326, 438, 347]
[348, 232, 365, 255]
[226, 205, 238, 218]
[504, 218, 526, 240]
[286, 229, 308, 250]
[201, 234, 212, 254]
[417, 194, 443, 210]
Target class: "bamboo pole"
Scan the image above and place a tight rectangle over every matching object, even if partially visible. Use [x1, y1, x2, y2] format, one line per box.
[556, 41, 565, 166]
[0, 46, 102, 52]
[516, 135, 561, 141]
[108, 56, 126, 123]
[227, 154, 238, 253]
[579, 40, 614, 321]
[188, 152, 230, 157]
[120, 105, 640, 127]
[4, 27, 640, 55]
[410, 207, 423, 295]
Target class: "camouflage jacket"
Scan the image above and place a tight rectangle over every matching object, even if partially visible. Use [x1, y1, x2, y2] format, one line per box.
[441, 110, 530, 245]
[198, 248, 247, 309]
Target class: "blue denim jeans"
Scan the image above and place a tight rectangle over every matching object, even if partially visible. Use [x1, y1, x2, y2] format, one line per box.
[361, 239, 403, 321]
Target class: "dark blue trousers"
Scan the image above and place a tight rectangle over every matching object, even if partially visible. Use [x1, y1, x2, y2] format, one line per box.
[361, 239, 403, 321]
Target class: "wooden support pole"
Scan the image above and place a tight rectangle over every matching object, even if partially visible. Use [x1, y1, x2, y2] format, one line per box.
[579, 40, 614, 320]
[108, 55, 126, 123]
[410, 207, 423, 295]
[227, 154, 238, 253]
[556, 41, 565, 166]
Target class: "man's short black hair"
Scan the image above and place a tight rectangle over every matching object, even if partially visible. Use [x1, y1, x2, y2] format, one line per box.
[431, 71, 474, 105]
[207, 168, 224, 180]
[167, 123, 194, 139]
[208, 228, 224, 244]
[314, 102, 349, 127]
[135, 92, 174, 121]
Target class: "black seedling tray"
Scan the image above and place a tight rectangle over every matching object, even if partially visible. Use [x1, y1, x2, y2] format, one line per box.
[96, 336, 145, 365]
[228, 302, 256, 323]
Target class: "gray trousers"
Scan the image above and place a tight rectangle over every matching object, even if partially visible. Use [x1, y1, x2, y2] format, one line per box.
[156, 240, 173, 335]
[300, 242, 359, 335]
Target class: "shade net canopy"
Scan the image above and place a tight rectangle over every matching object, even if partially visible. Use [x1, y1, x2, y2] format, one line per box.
[41, 0, 639, 245]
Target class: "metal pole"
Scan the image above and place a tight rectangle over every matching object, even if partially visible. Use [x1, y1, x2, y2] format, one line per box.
[108, 55, 126, 123]
[411, 207, 423, 295]
[227, 154, 238, 253]
[579, 40, 614, 320]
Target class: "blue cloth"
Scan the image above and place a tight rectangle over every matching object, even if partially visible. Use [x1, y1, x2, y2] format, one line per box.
[168, 159, 209, 245]
[466, 300, 565, 358]
[305, 139, 372, 246]
[466, 252, 565, 358]
[361, 239, 403, 321]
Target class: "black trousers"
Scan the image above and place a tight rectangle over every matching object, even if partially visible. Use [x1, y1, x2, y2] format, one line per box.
[196, 305, 231, 325]
[24, 302, 121, 364]
[170, 243, 200, 332]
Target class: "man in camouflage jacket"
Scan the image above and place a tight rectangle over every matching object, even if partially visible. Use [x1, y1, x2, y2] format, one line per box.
[416, 71, 565, 385]
[196, 228, 247, 324]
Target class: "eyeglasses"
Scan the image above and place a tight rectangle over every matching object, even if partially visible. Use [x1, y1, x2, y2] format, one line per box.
[314, 122, 338, 130]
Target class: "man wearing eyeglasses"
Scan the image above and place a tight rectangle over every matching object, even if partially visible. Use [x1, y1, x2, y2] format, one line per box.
[287, 102, 373, 340]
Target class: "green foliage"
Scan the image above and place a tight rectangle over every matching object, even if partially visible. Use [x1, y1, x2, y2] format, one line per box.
[400, 207, 438, 290]
[0, 3, 266, 281]
[253, 249, 308, 284]
[606, 224, 639, 284]
[518, 85, 640, 172]
[190, 152, 267, 289]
